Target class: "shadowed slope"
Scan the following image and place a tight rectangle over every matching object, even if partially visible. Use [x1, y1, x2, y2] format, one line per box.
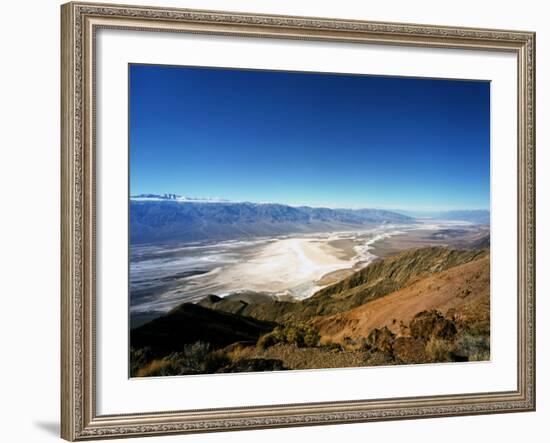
[131, 303, 276, 357]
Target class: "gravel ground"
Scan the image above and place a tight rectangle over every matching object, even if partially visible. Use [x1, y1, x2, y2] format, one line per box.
[234, 343, 368, 370]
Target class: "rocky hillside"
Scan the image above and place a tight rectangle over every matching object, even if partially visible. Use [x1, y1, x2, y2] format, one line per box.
[131, 245, 490, 376]
[199, 246, 488, 322]
[305, 247, 488, 316]
[312, 254, 489, 343]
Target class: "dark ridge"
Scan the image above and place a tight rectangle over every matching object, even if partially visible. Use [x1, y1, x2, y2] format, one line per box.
[131, 303, 276, 358]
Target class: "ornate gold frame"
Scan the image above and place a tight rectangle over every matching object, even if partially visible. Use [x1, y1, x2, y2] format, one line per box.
[61, 2, 536, 440]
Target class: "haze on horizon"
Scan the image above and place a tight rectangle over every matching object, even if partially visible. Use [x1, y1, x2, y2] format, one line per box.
[131, 192, 488, 213]
[130, 65, 490, 212]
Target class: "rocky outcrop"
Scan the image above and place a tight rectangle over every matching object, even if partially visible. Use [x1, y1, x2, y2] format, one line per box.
[409, 310, 457, 340]
[365, 326, 395, 354]
[392, 337, 430, 364]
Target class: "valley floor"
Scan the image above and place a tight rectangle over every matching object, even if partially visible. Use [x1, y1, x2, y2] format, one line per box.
[130, 221, 489, 321]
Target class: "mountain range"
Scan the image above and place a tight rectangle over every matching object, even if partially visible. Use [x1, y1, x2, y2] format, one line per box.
[130, 194, 414, 244]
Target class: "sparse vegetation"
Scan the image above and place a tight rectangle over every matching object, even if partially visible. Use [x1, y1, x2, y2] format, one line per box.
[361, 308, 489, 366]
[134, 341, 285, 376]
[134, 341, 222, 376]
[425, 337, 454, 362]
[257, 324, 320, 350]
[454, 333, 490, 361]
[130, 246, 490, 376]
[130, 347, 153, 376]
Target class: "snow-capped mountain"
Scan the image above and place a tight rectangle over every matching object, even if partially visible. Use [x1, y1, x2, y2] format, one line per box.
[131, 194, 233, 203]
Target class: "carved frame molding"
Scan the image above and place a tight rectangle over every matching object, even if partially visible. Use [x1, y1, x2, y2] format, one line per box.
[61, 2, 535, 440]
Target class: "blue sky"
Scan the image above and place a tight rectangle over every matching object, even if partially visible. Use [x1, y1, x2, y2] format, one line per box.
[129, 64, 490, 211]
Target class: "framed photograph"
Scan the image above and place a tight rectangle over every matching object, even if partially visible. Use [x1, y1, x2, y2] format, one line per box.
[61, 2, 536, 440]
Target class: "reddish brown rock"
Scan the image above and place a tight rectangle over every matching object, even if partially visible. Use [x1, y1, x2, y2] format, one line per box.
[392, 337, 430, 364]
[409, 310, 457, 340]
[365, 326, 395, 353]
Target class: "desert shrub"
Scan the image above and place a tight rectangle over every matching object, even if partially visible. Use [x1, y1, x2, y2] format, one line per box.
[225, 343, 249, 361]
[184, 340, 211, 356]
[320, 341, 344, 352]
[134, 341, 233, 376]
[177, 341, 212, 373]
[136, 358, 176, 377]
[300, 324, 321, 347]
[203, 349, 231, 373]
[257, 328, 285, 350]
[462, 319, 490, 338]
[454, 334, 490, 362]
[257, 324, 320, 349]
[284, 325, 304, 346]
[468, 351, 490, 362]
[135, 350, 201, 377]
[425, 337, 454, 363]
[130, 347, 153, 377]
[177, 341, 232, 373]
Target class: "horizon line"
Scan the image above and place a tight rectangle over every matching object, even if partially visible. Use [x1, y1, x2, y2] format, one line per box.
[130, 193, 490, 213]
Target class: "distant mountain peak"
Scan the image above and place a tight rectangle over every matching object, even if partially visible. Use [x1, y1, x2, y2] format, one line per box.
[131, 193, 234, 203]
